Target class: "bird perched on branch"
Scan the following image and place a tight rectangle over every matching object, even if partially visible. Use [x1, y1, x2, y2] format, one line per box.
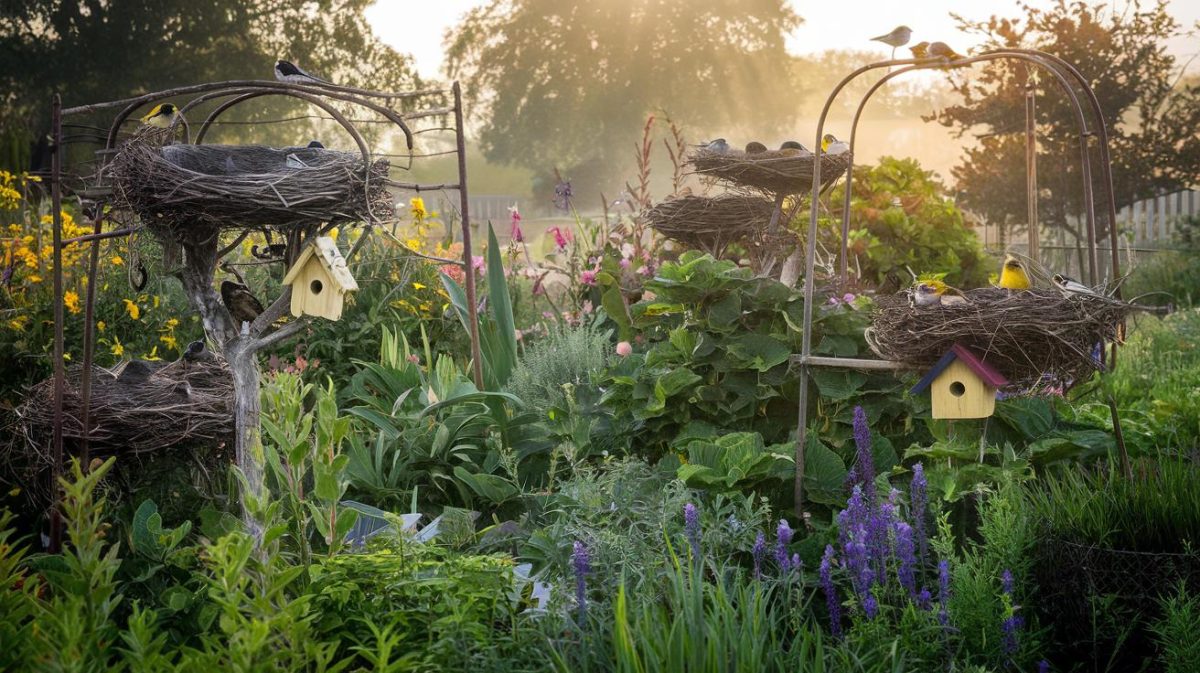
[998, 255, 1032, 290]
[696, 138, 730, 154]
[822, 134, 850, 155]
[928, 42, 966, 61]
[139, 103, 178, 128]
[908, 279, 968, 307]
[1053, 274, 1100, 297]
[221, 280, 264, 326]
[910, 41, 930, 59]
[275, 60, 330, 85]
[870, 25, 912, 59]
[745, 141, 768, 154]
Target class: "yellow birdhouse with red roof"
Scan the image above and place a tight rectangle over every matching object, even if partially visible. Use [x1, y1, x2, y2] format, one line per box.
[281, 236, 358, 321]
[910, 343, 1009, 419]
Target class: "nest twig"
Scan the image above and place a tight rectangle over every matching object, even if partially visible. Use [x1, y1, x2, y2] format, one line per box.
[14, 356, 234, 466]
[867, 288, 1136, 386]
[688, 149, 852, 195]
[645, 194, 781, 258]
[106, 128, 393, 236]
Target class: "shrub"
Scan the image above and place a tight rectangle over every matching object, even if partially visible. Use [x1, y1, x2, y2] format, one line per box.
[507, 324, 613, 414]
[1153, 583, 1200, 673]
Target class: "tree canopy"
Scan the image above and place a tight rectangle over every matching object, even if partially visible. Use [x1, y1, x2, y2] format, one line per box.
[933, 0, 1200, 242]
[445, 0, 802, 187]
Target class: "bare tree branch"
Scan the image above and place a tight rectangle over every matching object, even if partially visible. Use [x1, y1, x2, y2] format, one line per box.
[250, 286, 293, 335]
[254, 318, 309, 351]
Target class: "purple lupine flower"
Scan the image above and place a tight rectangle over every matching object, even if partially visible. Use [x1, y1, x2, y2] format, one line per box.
[819, 545, 842, 638]
[1001, 568, 1015, 595]
[791, 553, 801, 573]
[1038, 660, 1050, 673]
[852, 406, 876, 503]
[866, 508, 891, 584]
[683, 503, 700, 557]
[910, 463, 928, 563]
[895, 521, 917, 598]
[752, 532, 766, 580]
[775, 519, 794, 571]
[863, 593, 879, 620]
[916, 587, 933, 611]
[1001, 613, 1024, 656]
[843, 532, 872, 599]
[937, 559, 952, 627]
[572, 541, 590, 623]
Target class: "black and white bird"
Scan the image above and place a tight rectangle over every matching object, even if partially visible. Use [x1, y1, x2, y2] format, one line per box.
[139, 103, 178, 128]
[697, 138, 730, 154]
[870, 25, 912, 59]
[274, 60, 330, 85]
[183, 340, 216, 363]
[307, 140, 325, 149]
[1053, 274, 1100, 298]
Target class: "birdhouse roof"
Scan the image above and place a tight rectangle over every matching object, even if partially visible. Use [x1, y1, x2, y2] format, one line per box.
[282, 236, 358, 291]
[910, 343, 1008, 394]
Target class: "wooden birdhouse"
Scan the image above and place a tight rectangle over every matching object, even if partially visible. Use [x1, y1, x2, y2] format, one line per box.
[281, 236, 358, 320]
[910, 343, 1009, 419]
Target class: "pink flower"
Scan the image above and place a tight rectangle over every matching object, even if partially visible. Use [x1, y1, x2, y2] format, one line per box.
[582, 300, 594, 314]
[580, 269, 598, 286]
[406, 354, 420, 364]
[828, 296, 841, 306]
[549, 226, 572, 251]
[619, 258, 631, 270]
[843, 293, 856, 304]
[509, 205, 524, 242]
[616, 341, 633, 357]
[472, 255, 484, 272]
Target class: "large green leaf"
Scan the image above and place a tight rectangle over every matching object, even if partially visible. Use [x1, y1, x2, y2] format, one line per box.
[801, 436, 848, 506]
[725, 333, 791, 372]
[485, 222, 518, 387]
[452, 467, 520, 504]
[811, 368, 868, 400]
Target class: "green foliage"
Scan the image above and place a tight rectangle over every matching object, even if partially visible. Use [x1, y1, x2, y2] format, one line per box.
[1024, 457, 1200, 553]
[0, 510, 39, 670]
[1153, 583, 1200, 673]
[675, 430, 794, 496]
[507, 324, 614, 414]
[1125, 247, 1200, 309]
[829, 156, 989, 288]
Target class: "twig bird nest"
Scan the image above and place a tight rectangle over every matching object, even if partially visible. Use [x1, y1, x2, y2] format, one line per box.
[688, 149, 852, 195]
[866, 288, 1136, 386]
[645, 194, 784, 257]
[107, 129, 392, 235]
[15, 354, 233, 464]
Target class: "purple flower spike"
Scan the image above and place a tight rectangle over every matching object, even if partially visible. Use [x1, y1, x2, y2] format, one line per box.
[1038, 660, 1050, 673]
[1001, 613, 1024, 656]
[683, 503, 701, 557]
[895, 521, 917, 597]
[852, 406, 875, 503]
[863, 593, 878, 620]
[572, 541, 590, 623]
[791, 553, 801, 572]
[775, 519, 794, 571]
[916, 587, 933, 611]
[910, 463, 928, 563]
[1001, 569, 1014, 595]
[820, 545, 842, 638]
[937, 558, 952, 628]
[752, 532, 766, 580]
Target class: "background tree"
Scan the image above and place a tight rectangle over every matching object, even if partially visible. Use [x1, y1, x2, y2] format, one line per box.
[445, 0, 802, 193]
[933, 0, 1200, 252]
[0, 0, 420, 168]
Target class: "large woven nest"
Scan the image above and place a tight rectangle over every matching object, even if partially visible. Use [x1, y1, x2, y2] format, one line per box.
[866, 288, 1135, 386]
[15, 355, 233, 463]
[688, 149, 852, 194]
[107, 129, 393, 234]
[645, 194, 783, 257]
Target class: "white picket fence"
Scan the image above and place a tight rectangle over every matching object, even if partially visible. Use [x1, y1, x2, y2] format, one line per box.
[1119, 188, 1198, 248]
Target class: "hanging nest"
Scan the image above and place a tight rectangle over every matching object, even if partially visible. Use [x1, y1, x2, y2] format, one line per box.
[866, 288, 1136, 386]
[688, 149, 852, 194]
[106, 128, 393, 236]
[645, 194, 778, 257]
[15, 355, 234, 465]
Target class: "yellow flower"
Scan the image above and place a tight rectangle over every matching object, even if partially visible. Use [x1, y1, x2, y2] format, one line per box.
[110, 255, 124, 266]
[410, 196, 427, 222]
[412, 281, 426, 290]
[97, 321, 106, 332]
[27, 274, 42, 284]
[7, 315, 29, 331]
[328, 227, 339, 242]
[405, 238, 422, 252]
[110, 338, 124, 357]
[123, 299, 140, 320]
[64, 290, 81, 314]
[152, 295, 160, 308]
[143, 346, 161, 361]
[165, 318, 179, 329]
[160, 334, 178, 351]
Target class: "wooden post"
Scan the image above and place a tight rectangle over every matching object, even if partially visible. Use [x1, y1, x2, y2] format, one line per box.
[454, 82, 485, 389]
[1025, 81, 1039, 263]
[49, 94, 65, 552]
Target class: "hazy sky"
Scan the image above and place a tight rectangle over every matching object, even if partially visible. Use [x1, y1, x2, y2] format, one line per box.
[367, 0, 1200, 79]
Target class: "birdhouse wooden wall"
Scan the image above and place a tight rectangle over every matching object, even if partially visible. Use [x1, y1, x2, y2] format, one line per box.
[282, 236, 358, 321]
[930, 359, 998, 419]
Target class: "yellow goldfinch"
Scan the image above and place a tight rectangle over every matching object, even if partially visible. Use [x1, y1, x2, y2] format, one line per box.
[139, 103, 177, 128]
[822, 134, 850, 155]
[910, 41, 930, 59]
[908, 279, 968, 307]
[998, 255, 1032, 290]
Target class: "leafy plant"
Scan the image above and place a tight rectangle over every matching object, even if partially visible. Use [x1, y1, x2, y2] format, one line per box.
[674, 430, 794, 496]
[1153, 582, 1200, 673]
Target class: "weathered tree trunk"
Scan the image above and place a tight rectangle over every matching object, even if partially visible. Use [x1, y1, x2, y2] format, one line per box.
[225, 336, 264, 500]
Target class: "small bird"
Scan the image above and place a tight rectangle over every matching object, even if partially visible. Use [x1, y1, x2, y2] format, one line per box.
[139, 103, 177, 128]
[998, 255, 1032, 290]
[928, 42, 966, 61]
[779, 140, 813, 157]
[744, 141, 768, 154]
[697, 138, 730, 154]
[910, 41, 930, 59]
[285, 153, 308, 169]
[183, 339, 216, 363]
[221, 280, 265, 325]
[908, 279, 968, 307]
[822, 134, 850, 155]
[117, 359, 161, 383]
[1053, 274, 1100, 297]
[870, 25, 912, 59]
[275, 59, 330, 85]
[307, 140, 325, 149]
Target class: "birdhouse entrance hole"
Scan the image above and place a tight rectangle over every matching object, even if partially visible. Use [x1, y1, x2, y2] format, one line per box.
[310, 279, 324, 295]
[949, 381, 966, 397]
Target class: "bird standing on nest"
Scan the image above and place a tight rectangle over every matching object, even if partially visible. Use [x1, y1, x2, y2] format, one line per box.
[779, 140, 812, 157]
[744, 141, 768, 154]
[1053, 274, 1100, 297]
[870, 25, 912, 59]
[822, 134, 850, 155]
[139, 103, 178, 128]
[908, 279, 968, 307]
[998, 255, 1032, 290]
[696, 138, 730, 154]
[307, 140, 325, 149]
[221, 280, 263, 326]
[275, 60, 331, 85]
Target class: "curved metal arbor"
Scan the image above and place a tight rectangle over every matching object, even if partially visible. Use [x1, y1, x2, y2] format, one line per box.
[46, 78, 480, 549]
[792, 49, 1124, 513]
